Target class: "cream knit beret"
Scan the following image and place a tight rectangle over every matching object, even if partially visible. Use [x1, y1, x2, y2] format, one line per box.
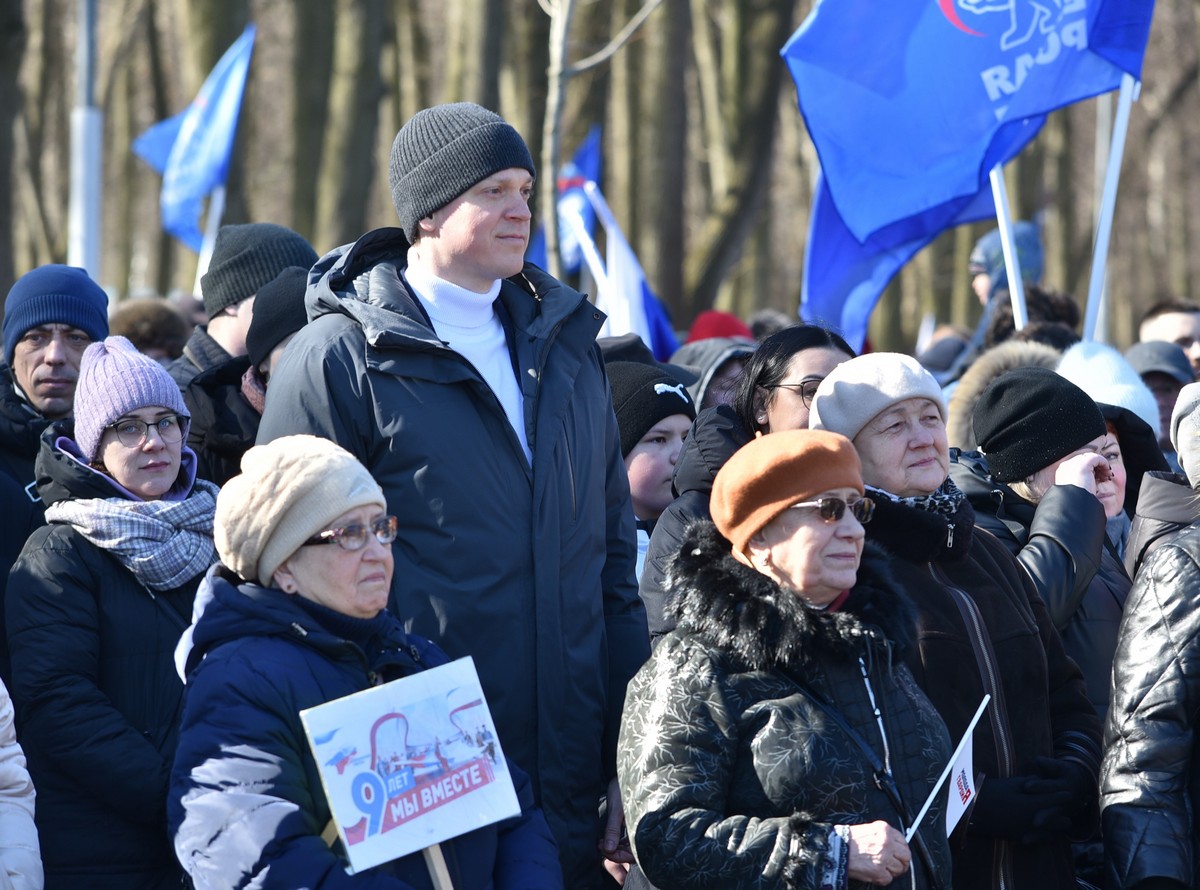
[810, 352, 946, 442]
[215, 435, 388, 585]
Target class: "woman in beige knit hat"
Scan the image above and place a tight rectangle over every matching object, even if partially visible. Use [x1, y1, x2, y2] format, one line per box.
[168, 435, 562, 888]
[617, 429, 953, 890]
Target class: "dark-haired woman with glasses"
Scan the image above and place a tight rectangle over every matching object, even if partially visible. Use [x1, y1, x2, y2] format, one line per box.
[619, 430, 953, 889]
[640, 324, 855, 645]
[810, 353, 1102, 890]
[7, 336, 217, 887]
[168, 435, 561, 889]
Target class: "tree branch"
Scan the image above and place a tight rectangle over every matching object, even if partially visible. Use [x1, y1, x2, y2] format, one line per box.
[566, 0, 662, 75]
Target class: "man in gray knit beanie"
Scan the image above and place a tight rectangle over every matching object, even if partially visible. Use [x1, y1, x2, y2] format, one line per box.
[258, 103, 645, 888]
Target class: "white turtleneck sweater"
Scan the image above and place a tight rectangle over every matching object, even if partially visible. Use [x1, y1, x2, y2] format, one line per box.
[405, 264, 531, 463]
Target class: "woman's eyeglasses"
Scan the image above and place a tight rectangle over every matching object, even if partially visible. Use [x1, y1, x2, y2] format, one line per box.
[767, 379, 822, 407]
[304, 515, 399, 551]
[789, 496, 875, 524]
[105, 414, 186, 447]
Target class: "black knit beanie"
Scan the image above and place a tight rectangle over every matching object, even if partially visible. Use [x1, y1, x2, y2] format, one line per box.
[973, 367, 1106, 483]
[201, 223, 319, 320]
[389, 103, 535, 243]
[246, 267, 310, 370]
[608, 361, 697, 458]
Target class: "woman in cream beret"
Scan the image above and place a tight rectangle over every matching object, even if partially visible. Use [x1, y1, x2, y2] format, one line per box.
[168, 434, 562, 889]
[617, 429, 951, 889]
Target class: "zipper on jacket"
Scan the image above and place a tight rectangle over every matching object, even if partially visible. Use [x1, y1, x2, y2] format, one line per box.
[946, 522, 954, 549]
[928, 563, 1014, 890]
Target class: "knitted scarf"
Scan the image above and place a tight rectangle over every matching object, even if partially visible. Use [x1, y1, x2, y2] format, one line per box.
[866, 476, 966, 518]
[45, 479, 219, 591]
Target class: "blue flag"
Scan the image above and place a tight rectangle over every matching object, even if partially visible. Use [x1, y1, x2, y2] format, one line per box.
[526, 127, 604, 273]
[133, 25, 256, 252]
[783, 0, 1154, 350]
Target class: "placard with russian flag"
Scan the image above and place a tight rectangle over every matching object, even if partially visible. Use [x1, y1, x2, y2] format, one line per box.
[301, 657, 519, 874]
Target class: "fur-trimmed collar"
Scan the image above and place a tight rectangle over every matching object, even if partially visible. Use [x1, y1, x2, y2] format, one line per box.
[665, 521, 916, 672]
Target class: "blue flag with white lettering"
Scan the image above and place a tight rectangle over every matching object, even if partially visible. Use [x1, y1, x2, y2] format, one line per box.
[133, 25, 256, 252]
[783, 0, 1154, 349]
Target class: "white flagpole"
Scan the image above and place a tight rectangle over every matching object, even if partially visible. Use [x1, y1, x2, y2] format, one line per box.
[192, 185, 227, 295]
[1083, 73, 1138, 343]
[987, 167, 1027, 331]
[561, 204, 610, 294]
[905, 694, 991, 843]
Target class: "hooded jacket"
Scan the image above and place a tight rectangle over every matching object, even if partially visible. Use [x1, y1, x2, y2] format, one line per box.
[863, 489, 1101, 890]
[945, 340, 1061, 451]
[256, 227, 646, 885]
[0, 364, 49, 686]
[182, 354, 260, 486]
[1102, 521, 1200, 889]
[6, 423, 204, 888]
[1124, 470, 1200, 579]
[169, 567, 562, 890]
[638, 405, 752, 643]
[619, 524, 953, 890]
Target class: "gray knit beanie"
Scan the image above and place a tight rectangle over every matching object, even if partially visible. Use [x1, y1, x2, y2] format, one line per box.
[200, 223, 319, 320]
[389, 103, 535, 243]
[1171, 382, 1200, 489]
[216, 435, 388, 586]
[810, 352, 946, 442]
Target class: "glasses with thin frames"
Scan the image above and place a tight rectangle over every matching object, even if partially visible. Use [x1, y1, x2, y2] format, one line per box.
[789, 496, 875, 525]
[106, 414, 186, 448]
[304, 515, 399, 551]
[768, 379, 822, 407]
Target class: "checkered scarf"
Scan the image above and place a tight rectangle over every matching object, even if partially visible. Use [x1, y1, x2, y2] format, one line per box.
[45, 479, 219, 591]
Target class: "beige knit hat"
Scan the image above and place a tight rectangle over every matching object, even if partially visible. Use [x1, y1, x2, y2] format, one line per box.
[215, 435, 388, 585]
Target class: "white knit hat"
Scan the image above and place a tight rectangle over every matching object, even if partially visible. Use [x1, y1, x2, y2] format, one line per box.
[810, 352, 946, 442]
[1056, 340, 1162, 440]
[215, 435, 387, 585]
[1172, 382, 1200, 489]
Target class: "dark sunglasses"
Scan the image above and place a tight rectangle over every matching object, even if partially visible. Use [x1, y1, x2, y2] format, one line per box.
[789, 496, 875, 524]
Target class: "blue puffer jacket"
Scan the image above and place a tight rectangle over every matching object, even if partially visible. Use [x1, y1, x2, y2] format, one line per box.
[169, 566, 562, 890]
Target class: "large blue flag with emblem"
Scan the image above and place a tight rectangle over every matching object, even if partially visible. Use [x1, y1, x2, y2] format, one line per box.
[133, 25, 256, 252]
[783, 0, 1154, 350]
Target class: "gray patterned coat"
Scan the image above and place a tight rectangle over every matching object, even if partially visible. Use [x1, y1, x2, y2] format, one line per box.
[618, 523, 953, 890]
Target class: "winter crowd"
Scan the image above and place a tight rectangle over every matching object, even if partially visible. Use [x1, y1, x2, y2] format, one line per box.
[1, 102, 1198, 890]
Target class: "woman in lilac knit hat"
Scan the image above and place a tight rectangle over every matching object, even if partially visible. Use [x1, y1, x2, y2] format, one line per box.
[7, 335, 217, 888]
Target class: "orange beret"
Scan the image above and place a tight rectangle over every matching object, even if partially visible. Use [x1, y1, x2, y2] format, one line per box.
[711, 429, 863, 563]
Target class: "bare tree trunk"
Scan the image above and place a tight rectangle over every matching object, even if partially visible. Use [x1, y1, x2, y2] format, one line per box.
[539, 0, 576, 278]
[652, 0, 688, 309]
[315, 0, 387, 250]
[292, 2, 336, 243]
[681, 0, 796, 322]
[0, 0, 25, 295]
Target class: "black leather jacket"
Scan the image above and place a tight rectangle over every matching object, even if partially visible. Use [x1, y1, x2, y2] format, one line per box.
[1102, 521, 1200, 889]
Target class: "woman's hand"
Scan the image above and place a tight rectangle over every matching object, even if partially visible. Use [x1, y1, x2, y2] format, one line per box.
[1053, 452, 1110, 495]
[846, 820, 910, 885]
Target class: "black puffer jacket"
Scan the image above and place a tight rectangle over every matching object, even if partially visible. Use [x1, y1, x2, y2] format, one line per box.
[619, 524, 953, 890]
[182, 355, 260, 486]
[1123, 470, 1200, 580]
[951, 451, 1127, 720]
[638, 405, 751, 643]
[864, 488, 1101, 890]
[6, 424, 205, 888]
[0, 363, 49, 685]
[1102, 522, 1200, 889]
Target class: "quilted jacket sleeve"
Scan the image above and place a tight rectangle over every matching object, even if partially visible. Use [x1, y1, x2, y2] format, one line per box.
[169, 648, 410, 889]
[618, 642, 836, 890]
[1101, 539, 1200, 889]
[0, 679, 41, 890]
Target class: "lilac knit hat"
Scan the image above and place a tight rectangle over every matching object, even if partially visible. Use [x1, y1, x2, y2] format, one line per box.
[73, 336, 189, 461]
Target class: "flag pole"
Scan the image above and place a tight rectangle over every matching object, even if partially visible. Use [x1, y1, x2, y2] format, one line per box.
[192, 185, 226, 295]
[905, 694, 991, 843]
[1083, 73, 1138, 343]
[987, 166, 1027, 331]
